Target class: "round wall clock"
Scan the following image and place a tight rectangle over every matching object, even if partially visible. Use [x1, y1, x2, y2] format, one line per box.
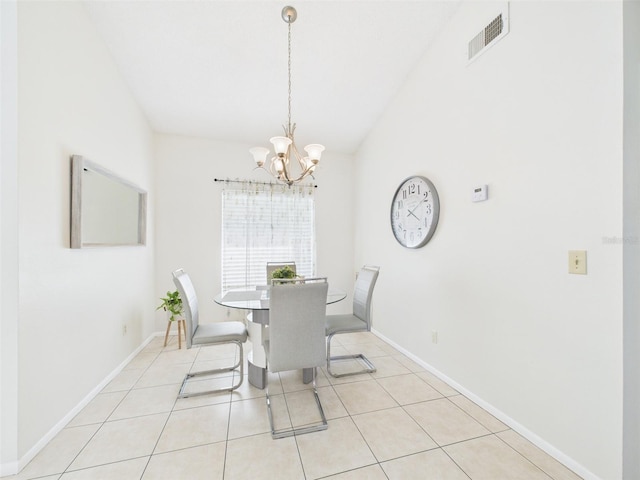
[390, 175, 440, 248]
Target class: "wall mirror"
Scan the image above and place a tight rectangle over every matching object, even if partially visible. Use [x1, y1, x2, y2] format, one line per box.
[71, 155, 147, 248]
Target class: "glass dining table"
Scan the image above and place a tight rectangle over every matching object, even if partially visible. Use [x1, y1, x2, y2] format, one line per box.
[215, 286, 347, 389]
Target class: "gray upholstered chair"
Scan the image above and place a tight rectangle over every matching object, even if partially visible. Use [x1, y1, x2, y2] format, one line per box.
[326, 265, 380, 378]
[264, 277, 329, 438]
[266, 261, 296, 280]
[172, 268, 248, 398]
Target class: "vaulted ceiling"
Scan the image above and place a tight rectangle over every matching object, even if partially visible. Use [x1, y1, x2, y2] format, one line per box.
[85, 1, 460, 154]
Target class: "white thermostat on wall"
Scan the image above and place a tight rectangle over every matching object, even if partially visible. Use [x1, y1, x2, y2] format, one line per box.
[471, 185, 488, 202]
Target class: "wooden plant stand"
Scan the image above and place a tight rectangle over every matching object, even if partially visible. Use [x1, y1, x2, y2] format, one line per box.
[164, 319, 187, 349]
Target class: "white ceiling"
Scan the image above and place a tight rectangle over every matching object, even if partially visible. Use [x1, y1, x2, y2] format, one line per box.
[84, 1, 460, 154]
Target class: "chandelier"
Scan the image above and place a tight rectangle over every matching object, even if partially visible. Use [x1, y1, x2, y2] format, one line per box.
[249, 6, 324, 186]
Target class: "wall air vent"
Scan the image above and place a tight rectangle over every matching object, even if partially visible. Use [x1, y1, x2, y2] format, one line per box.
[468, 5, 510, 64]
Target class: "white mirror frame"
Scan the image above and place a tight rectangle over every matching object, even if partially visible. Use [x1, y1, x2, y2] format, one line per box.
[70, 155, 147, 249]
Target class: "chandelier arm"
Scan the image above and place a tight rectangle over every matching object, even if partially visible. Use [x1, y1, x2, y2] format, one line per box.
[288, 166, 316, 184]
[281, 155, 292, 184]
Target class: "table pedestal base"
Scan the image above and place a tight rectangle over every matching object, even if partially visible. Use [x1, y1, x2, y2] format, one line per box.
[248, 360, 267, 389]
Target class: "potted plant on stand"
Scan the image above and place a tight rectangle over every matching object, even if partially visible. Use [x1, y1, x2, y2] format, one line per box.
[157, 290, 186, 348]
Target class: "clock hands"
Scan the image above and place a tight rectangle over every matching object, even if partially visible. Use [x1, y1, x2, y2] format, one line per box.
[406, 199, 426, 220]
[407, 210, 420, 220]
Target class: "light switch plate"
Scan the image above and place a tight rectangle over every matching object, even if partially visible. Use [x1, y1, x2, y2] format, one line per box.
[568, 250, 587, 275]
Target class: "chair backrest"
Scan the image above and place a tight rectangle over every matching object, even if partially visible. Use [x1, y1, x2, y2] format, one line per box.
[267, 277, 328, 373]
[172, 268, 198, 349]
[266, 262, 297, 281]
[353, 265, 380, 330]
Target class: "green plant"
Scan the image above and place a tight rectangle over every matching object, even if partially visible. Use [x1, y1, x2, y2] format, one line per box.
[270, 265, 296, 279]
[156, 290, 183, 322]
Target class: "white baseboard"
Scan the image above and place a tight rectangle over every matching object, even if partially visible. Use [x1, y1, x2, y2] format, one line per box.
[2, 333, 160, 477]
[371, 328, 600, 480]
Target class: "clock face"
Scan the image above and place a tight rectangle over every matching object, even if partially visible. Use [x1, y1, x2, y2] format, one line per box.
[390, 176, 440, 248]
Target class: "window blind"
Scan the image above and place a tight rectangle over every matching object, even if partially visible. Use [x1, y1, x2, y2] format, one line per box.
[221, 183, 316, 290]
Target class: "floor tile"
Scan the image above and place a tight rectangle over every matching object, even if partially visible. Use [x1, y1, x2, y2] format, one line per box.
[278, 369, 329, 393]
[228, 372, 281, 401]
[59, 457, 148, 479]
[154, 403, 230, 453]
[101, 368, 145, 393]
[142, 336, 171, 353]
[369, 356, 412, 378]
[125, 352, 158, 370]
[327, 343, 350, 358]
[377, 373, 443, 405]
[10, 474, 61, 480]
[188, 357, 238, 377]
[415, 371, 459, 396]
[108, 384, 179, 420]
[152, 348, 199, 366]
[326, 464, 388, 479]
[67, 391, 127, 427]
[344, 343, 389, 359]
[322, 366, 373, 385]
[449, 394, 508, 433]
[228, 396, 289, 439]
[143, 443, 226, 479]
[68, 413, 168, 471]
[391, 354, 427, 372]
[352, 407, 437, 462]
[173, 388, 231, 410]
[11, 425, 100, 479]
[326, 357, 374, 378]
[133, 362, 191, 389]
[178, 372, 242, 397]
[225, 433, 304, 480]
[333, 379, 398, 415]
[498, 430, 583, 480]
[404, 398, 490, 446]
[381, 449, 469, 480]
[194, 342, 239, 361]
[283, 385, 347, 428]
[444, 434, 552, 479]
[295, 417, 377, 479]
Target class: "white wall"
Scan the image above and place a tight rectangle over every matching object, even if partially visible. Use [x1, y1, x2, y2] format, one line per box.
[355, 2, 623, 479]
[623, 1, 640, 478]
[154, 134, 355, 328]
[1, 0, 19, 474]
[15, 0, 154, 464]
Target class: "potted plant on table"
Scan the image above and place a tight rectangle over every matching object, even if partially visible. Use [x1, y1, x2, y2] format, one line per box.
[157, 290, 185, 347]
[270, 265, 297, 280]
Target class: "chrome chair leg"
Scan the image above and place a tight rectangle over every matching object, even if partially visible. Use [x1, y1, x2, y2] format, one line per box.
[326, 333, 377, 378]
[266, 368, 328, 439]
[178, 341, 244, 398]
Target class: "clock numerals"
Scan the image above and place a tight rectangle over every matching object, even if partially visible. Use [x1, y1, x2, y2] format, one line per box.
[391, 175, 440, 248]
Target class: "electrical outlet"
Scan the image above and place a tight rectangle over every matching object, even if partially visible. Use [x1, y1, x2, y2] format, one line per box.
[122, 324, 127, 335]
[431, 330, 438, 344]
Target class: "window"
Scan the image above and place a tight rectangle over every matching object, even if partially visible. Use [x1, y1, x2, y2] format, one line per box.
[221, 182, 316, 290]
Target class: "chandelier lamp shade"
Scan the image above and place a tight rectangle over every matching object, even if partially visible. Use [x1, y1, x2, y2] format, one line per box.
[249, 6, 325, 186]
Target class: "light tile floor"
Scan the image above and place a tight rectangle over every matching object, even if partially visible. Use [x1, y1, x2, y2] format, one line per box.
[7, 332, 583, 480]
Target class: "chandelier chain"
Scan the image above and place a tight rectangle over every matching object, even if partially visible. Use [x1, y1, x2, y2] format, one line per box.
[287, 19, 292, 133]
